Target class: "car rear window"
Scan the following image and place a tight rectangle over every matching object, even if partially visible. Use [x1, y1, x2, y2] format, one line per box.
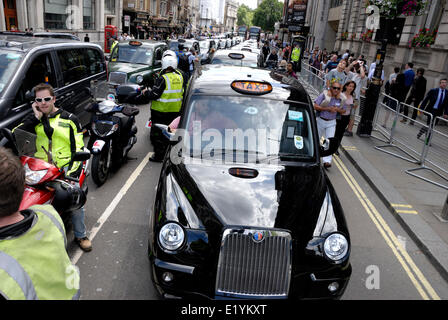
[111, 45, 153, 65]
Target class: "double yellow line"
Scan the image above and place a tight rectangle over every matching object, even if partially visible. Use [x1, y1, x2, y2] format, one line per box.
[332, 155, 440, 300]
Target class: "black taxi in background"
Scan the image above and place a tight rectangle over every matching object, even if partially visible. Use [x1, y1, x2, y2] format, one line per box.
[108, 40, 168, 87]
[148, 64, 352, 300]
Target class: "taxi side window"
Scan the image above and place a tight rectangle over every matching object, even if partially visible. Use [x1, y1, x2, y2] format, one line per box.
[154, 48, 163, 61]
[84, 49, 104, 76]
[15, 53, 56, 107]
[57, 49, 88, 86]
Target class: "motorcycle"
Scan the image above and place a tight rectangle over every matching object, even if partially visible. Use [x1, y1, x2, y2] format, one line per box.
[86, 81, 141, 186]
[1, 127, 90, 225]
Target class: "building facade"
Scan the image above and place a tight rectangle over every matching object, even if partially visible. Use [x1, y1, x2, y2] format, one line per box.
[224, 0, 238, 33]
[0, 0, 123, 47]
[306, 0, 448, 88]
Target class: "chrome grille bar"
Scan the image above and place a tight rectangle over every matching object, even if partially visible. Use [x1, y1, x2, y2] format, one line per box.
[215, 229, 292, 298]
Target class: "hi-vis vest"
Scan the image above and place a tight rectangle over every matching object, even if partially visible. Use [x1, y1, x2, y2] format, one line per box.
[151, 70, 184, 113]
[291, 47, 301, 62]
[0, 205, 80, 300]
[33, 112, 84, 176]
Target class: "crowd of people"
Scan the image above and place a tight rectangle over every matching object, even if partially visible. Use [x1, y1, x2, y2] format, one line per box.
[305, 46, 448, 169]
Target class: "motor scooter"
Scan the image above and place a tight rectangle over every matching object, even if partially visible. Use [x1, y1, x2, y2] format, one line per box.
[86, 81, 141, 186]
[1, 128, 91, 225]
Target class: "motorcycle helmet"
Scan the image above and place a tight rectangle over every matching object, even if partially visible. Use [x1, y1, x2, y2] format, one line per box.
[51, 180, 87, 213]
[162, 50, 176, 59]
[161, 55, 178, 71]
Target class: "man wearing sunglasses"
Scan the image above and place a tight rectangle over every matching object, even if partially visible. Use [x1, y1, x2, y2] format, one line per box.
[313, 80, 346, 168]
[14, 83, 92, 252]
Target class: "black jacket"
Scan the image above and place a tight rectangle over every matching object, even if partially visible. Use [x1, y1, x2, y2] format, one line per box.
[420, 87, 448, 116]
[390, 73, 406, 102]
[409, 75, 427, 102]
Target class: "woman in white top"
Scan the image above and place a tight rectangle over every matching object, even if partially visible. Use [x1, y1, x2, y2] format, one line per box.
[335, 81, 356, 151]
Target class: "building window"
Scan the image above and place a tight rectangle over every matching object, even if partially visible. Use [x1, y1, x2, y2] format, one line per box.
[161, 1, 167, 16]
[105, 0, 115, 15]
[151, 0, 157, 15]
[330, 0, 343, 8]
[83, 0, 95, 30]
[44, 0, 72, 29]
[140, 0, 144, 10]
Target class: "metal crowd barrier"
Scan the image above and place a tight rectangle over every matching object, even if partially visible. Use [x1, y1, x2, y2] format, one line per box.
[405, 115, 448, 190]
[296, 63, 448, 190]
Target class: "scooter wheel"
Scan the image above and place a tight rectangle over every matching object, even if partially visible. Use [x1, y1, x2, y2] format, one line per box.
[91, 149, 109, 186]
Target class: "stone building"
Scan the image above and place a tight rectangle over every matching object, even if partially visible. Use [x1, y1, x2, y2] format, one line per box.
[224, 0, 238, 33]
[0, 0, 122, 47]
[305, 0, 448, 88]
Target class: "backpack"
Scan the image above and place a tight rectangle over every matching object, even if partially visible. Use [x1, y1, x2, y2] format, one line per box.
[177, 53, 190, 74]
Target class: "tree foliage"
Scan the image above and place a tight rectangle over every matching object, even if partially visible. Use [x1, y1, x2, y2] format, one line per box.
[252, 0, 283, 31]
[237, 4, 254, 27]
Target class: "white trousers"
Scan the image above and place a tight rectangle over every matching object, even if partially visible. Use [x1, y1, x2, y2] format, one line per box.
[317, 117, 336, 164]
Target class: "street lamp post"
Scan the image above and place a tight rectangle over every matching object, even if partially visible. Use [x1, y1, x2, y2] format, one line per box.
[356, 18, 392, 137]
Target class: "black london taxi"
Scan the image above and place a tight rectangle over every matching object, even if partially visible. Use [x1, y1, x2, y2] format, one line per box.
[0, 35, 106, 129]
[108, 40, 168, 87]
[148, 64, 351, 300]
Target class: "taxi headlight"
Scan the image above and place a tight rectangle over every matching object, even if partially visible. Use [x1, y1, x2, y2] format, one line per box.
[158, 222, 185, 252]
[323, 233, 349, 262]
[136, 75, 144, 84]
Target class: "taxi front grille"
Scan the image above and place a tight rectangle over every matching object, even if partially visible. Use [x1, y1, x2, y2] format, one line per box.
[215, 229, 292, 298]
[108, 72, 127, 85]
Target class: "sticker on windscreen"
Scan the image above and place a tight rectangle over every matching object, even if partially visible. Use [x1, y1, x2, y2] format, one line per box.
[244, 107, 258, 115]
[294, 135, 304, 150]
[288, 110, 303, 122]
[6, 53, 21, 60]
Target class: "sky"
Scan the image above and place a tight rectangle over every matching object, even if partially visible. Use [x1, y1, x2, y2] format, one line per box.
[236, 0, 284, 10]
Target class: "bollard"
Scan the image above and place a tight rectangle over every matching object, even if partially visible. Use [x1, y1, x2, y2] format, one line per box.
[442, 193, 448, 221]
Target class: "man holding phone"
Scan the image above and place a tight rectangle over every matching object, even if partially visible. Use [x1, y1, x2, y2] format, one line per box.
[15, 83, 92, 252]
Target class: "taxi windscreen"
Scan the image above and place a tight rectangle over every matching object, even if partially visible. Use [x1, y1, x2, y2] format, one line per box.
[181, 96, 315, 162]
[111, 46, 153, 65]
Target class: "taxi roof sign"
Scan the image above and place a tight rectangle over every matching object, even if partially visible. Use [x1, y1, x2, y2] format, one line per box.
[231, 81, 273, 95]
[228, 53, 245, 60]
[129, 40, 142, 46]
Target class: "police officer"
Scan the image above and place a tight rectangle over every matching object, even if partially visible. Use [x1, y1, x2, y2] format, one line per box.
[14, 83, 92, 252]
[0, 147, 80, 300]
[291, 43, 301, 72]
[110, 35, 118, 54]
[142, 54, 188, 162]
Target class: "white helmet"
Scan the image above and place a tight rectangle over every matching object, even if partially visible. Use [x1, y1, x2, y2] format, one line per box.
[162, 50, 176, 59]
[161, 55, 178, 70]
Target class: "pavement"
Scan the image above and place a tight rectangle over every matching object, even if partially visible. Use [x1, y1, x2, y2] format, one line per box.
[297, 73, 448, 283]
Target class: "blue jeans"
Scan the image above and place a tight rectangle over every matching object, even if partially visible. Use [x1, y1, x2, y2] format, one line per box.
[72, 206, 87, 239]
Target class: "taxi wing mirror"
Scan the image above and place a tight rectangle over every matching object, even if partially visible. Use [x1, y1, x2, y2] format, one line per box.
[25, 90, 35, 102]
[320, 137, 340, 158]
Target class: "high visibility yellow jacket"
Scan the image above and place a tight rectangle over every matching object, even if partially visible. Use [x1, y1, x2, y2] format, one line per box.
[0, 205, 80, 300]
[291, 47, 301, 62]
[151, 70, 184, 113]
[15, 109, 85, 176]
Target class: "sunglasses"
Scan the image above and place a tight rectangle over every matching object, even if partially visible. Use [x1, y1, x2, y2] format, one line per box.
[35, 96, 53, 103]
[331, 87, 341, 90]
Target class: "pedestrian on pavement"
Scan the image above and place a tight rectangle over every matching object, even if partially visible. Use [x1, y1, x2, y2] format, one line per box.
[313, 79, 346, 168]
[0, 147, 81, 300]
[262, 41, 270, 65]
[290, 43, 301, 72]
[335, 81, 356, 152]
[286, 62, 298, 79]
[325, 59, 348, 89]
[382, 67, 401, 127]
[345, 60, 367, 136]
[403, 62, 415, 100]
[417, 79, 448, 140]
[402, 68, 427, 124]
[84, 34, 90, 42]
[342, 49, 350, 60]
[325, 54, 339, 73]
